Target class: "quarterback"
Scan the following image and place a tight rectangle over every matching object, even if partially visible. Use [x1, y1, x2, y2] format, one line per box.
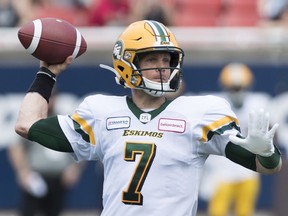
[15, 20, 281, 216]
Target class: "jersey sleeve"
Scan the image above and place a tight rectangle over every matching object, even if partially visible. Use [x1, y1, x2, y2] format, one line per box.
[58, 96, 102, 162]
[28, 116, 73, 152]
[196, 95, 241, 156]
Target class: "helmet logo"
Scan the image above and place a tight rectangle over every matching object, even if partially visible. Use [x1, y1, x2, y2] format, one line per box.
[160, 41, 170, 45]
[113, 41, 123, 60]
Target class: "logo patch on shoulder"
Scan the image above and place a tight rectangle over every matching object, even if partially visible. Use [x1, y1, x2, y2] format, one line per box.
[158, 118, 186, 133]
[106, 116, 130, 130]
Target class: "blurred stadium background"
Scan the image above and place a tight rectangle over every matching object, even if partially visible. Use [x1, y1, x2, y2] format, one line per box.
[1, 5, 288, 215]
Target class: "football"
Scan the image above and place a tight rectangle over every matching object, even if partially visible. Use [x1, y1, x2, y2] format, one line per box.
[18, 17, 87, 64]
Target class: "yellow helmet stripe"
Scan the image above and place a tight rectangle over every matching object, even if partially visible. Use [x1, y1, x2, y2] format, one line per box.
[146, 20, 169, 43]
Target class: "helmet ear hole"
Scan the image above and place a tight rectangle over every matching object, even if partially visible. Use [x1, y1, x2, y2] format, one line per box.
[119, 78, 125, 85]
[170, 72, 181, 90]
[118, 65, 124, 72]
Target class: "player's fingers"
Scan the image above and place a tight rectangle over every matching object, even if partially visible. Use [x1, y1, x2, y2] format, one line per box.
[263, 111, 270, 132]
[65, 56, 73, 65]
[248, 109, 256, 134]
[40, 60, 49, 68]
[267, 123, 279, 139]
[258, 110, 269, 134]
[48, 56, 73, 75]
[59, 56, 73, 71]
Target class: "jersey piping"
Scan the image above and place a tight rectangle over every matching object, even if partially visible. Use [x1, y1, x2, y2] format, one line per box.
[70, 113, 96, 145]
[201, 116, 240, 142]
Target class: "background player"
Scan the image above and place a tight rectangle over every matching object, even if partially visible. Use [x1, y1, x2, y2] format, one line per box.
[199, 63, 271, 216]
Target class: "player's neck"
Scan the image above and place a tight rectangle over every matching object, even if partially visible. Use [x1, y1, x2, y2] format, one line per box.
[131, 89, 166, 110]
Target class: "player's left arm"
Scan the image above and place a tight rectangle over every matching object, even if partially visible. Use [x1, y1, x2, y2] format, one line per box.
[227, 109, 282, 174]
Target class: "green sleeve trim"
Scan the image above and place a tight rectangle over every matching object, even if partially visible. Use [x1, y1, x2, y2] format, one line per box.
[225, 142, 256, 171]
[256, 145, 281, 169]
[28, 116, 73, 152]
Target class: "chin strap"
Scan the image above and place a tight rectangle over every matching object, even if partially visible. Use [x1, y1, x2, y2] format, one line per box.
[141, 77, 168, 97]
[143, 89, 166, 97]
[140, 67, 179, 97]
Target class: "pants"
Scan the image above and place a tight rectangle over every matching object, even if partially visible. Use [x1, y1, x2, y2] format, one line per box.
[19, 174, 66, 216]
[208, 177, 260, 216]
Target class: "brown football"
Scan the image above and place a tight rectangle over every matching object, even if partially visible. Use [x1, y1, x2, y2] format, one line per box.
[18, 17, 87, 64]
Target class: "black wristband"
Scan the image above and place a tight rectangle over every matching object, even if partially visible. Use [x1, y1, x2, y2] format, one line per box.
[27, 67, 56, 103]
[257, 145, 281, 169]
[38, 67, 56, 81]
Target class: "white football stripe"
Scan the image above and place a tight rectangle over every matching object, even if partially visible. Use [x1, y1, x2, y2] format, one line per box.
[27, 19, 42, 54]
[71, 28, 81, 59]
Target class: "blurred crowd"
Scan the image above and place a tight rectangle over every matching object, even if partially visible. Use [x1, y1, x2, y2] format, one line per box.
[1, 0, 288, 27]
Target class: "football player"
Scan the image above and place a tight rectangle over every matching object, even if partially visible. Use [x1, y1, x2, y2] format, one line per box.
[15, 20, 281, 216]
[200, 63, 271, 216]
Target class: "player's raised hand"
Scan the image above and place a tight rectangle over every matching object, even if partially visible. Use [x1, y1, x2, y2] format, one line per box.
[40, 56, 73, 76]
[229, 109, 279, 156]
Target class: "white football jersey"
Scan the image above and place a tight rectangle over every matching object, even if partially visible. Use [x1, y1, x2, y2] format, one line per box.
[57, 94, 240, 216]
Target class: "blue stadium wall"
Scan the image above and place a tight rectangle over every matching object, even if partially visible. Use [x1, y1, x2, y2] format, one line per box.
[0, 63, 287, 211]
[2, 64, 288, 96]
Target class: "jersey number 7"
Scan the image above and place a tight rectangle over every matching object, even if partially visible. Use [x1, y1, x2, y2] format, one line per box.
[122, 142, 157, 205]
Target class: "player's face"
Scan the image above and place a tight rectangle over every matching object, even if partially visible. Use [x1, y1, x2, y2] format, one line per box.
[139, 52, 171, 83]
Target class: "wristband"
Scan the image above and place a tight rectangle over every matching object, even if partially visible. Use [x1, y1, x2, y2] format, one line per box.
[256, 145, 281, 169]
[38, 67, 56, 81]
[27, 67, 56, 103]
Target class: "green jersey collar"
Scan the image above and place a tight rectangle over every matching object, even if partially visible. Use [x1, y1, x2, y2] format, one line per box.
[126, 96, 172, 123]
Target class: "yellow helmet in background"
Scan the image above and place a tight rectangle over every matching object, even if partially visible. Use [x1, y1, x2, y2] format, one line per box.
[110, 20, 184, 97]
[219, 63, 254, 89]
